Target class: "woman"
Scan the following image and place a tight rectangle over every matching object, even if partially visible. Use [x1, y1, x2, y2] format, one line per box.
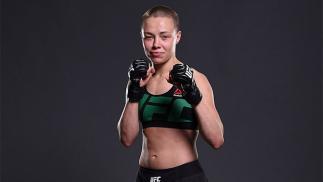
[118, 5, 224, 182]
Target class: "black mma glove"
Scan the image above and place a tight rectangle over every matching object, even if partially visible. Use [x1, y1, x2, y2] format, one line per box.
[127, 59, 151, 102]
[169, 64, 202, 106]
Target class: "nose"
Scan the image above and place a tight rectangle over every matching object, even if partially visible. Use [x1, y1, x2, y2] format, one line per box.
[152, 37, 160, 49]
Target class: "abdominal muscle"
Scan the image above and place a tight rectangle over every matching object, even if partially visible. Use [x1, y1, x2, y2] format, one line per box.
[139, 127, 199, 169]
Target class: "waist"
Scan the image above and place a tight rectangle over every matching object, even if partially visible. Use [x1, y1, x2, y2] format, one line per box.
[137, 160, 205, 181]
[140, 127, 198, 169]
[139, 147, 198, 169]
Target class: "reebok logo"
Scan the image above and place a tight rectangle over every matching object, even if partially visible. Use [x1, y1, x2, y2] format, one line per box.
[173, 88, 183, 97]
[150, 176, 161, 182]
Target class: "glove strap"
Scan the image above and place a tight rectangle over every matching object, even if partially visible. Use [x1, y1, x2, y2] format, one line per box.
[127, 81, 144, 103]
[183, 80, 202, 106]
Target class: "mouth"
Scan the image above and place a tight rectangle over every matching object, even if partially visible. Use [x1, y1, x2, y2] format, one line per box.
[150, 52, 164, 58]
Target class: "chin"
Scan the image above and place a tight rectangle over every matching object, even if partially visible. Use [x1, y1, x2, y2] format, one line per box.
[150, 57, 167, 65]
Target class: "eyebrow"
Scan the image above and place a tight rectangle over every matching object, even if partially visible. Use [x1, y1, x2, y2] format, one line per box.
[160, 32, 171, 35]
[143, 32, 154, 35]
[143, 31, 172, 35]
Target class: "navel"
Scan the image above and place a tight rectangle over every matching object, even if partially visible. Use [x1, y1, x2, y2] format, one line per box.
[151, 154, 158, 159]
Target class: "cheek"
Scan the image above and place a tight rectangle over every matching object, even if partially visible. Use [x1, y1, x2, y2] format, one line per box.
[143, 40, 153, 49]
[165, 39, 176, 50]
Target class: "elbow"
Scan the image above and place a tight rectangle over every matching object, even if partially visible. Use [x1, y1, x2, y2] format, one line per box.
[211, 137, 224, 149]
[120, 138, 134, 148]
[117, 126, 136, 148]
[117, 123, 138, 148]
[118, 132, 135, 148]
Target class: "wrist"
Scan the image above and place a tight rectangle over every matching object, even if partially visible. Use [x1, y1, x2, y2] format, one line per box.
[127, 81, 144, 103]
[183, 80, 202, 106]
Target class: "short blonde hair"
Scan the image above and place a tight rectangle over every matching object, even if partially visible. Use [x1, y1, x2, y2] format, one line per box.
[141, 5, 180, 31]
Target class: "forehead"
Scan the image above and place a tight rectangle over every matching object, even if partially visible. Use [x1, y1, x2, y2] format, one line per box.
[142, 16, 176, 33]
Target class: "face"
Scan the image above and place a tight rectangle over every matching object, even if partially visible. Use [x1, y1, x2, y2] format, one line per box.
[141, 16, 181, 65]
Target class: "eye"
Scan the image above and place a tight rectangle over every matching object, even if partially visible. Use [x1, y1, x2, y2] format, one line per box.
[144, 35, 153, 40]
[161, 35, 170, 40]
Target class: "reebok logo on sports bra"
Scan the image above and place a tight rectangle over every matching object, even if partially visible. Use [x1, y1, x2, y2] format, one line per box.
[138, 86, 198, 130]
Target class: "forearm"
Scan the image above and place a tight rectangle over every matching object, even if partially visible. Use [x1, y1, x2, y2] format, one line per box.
[118, 59, 152, 147]
[194, 101, 224, 149]
[117, 101, 140, 147]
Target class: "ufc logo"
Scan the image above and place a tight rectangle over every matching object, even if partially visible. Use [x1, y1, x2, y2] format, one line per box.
[185, 65, 193, 79]
[150, 176, 161, 182]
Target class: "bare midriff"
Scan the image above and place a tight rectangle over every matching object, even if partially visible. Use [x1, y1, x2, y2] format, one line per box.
[139, 127, 199, 169]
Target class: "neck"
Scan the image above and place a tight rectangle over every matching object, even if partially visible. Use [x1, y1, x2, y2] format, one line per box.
[154, 57, 181, 77]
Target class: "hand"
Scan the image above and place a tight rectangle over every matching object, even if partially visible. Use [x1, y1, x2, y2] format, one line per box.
[128, 59, 152, 82]
[169, 64, 202, 105]
[127, 59, 154, 102]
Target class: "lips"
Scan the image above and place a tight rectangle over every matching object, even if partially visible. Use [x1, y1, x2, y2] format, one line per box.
[150, 52, 164, 58]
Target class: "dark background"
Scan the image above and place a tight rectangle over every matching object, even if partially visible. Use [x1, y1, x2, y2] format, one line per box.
[1, 0, 321, 181]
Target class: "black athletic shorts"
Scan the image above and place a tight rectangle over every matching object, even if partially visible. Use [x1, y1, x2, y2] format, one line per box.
[136, 160, 208, 182]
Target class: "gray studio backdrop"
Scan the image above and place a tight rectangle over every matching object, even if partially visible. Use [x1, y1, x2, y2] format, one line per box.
[1, 0, 321, 182]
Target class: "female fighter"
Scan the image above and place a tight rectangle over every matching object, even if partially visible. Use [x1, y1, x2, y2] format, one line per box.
[118, 5, 224, 182]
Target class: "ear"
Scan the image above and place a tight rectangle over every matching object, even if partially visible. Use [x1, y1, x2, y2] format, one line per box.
[176, 31, 182, 44]
[140, 30, 144, 39]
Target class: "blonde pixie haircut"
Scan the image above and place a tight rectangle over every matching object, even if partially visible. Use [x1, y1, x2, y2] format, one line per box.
[141, 5, 180, 32]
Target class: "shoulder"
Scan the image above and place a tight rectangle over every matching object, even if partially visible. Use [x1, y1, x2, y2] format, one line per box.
[191, 68, 211, 87]
[191, 68, 215, 103]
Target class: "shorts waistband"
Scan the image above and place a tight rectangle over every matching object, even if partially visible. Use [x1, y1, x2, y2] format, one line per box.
[139, 160, 203, 176]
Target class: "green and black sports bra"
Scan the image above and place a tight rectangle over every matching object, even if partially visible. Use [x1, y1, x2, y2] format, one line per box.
[138, 85, 198, 130]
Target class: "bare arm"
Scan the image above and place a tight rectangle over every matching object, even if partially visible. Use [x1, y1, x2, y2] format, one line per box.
[117, 66, 154, 148]
[117, 82, 140, 147]
[194, 72, 224, 149]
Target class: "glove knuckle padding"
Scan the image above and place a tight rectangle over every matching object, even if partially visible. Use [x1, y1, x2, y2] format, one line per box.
[171, 64, 192, 85]
[129, 59, 150, 81]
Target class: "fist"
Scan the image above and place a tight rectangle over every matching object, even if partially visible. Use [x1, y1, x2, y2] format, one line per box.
[128, 59, 152, 82]
[169, 64, 194, 91]
[169, 64, 202, 105]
